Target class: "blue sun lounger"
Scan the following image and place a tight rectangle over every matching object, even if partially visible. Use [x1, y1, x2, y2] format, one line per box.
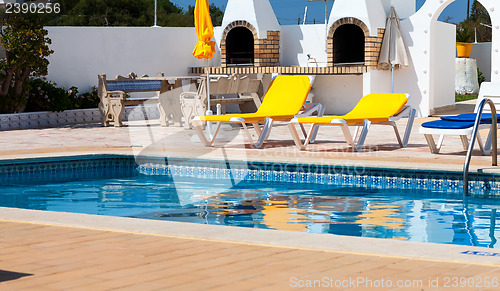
[419, 82, 500, 154]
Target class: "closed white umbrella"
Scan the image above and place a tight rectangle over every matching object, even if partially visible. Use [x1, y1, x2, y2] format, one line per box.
[378, 6, 410, 93]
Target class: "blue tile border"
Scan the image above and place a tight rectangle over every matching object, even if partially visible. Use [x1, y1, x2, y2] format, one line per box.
[0, 105, 160, 131]
[0, 154, 499, 195]
[0, 155, 137, 184]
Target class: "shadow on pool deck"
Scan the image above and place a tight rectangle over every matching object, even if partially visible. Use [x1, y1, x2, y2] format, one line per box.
[0, 270, 33, 283]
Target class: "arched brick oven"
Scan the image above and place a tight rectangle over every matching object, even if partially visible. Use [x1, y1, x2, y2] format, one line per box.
[327, 17, 385, 68]
[220, 20, 280, 68]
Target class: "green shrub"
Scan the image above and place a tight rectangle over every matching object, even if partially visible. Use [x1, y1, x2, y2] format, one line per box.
[456, 27, 474, 43]
[0, 13, 53, 113]
[478, 68, 486, 86]
[74, 87, 100, 110]
[24, 78, 99, 112]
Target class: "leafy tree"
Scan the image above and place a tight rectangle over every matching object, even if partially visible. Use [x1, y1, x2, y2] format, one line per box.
[47, 0, 224, 27]
[187, 4, 224, 27]
[0, 13, 53, 113]
[458, 0, 491, 42]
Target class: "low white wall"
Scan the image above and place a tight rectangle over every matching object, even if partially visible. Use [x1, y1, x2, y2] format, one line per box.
[46, 27, 204, 93]
[470, 42, 492, 82]
[431, 21, 456, 109]
[312, 75, 364, 115]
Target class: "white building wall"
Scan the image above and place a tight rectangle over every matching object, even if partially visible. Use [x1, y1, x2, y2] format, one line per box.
[471, 43, 492, 82]
[432, 21, 456, 109]
[328, 0, 387, 36]
[389, 0, 416, 19]
[280, 24, 327, 67]
[312, 75, 364, 115]
[45, 26, 203, 92]
[219, 0, 280, 40]
[481, 0, 500, 82]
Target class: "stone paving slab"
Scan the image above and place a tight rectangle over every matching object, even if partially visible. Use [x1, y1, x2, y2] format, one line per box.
[1, 217, 500, 290]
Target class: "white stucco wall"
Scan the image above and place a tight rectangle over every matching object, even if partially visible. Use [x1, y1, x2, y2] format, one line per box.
[431, 21, 456, 109]
[387, 0, 416, 19]
[280, 24, 327, 67]
[45, 26, 203, 92]
[312, 75, 364, 115]
[328, 0, 387, 36]
[220, 0, 280, 40]
[471, 42, 492, 82]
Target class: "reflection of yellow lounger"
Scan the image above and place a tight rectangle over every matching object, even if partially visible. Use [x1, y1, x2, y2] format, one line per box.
[192, 75, 319, 148]
[288, 93, 416, 151]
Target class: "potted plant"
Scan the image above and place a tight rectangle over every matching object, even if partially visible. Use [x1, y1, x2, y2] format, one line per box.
[456, 27, 474, 58]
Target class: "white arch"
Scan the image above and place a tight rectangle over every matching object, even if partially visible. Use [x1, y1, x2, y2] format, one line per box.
[402, 0, 499, 116]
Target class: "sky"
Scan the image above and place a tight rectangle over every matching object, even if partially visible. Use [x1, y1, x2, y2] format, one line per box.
[171, 0, 472, 25]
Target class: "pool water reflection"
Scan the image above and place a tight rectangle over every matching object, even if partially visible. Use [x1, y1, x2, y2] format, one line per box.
[1, 175, 499, 248]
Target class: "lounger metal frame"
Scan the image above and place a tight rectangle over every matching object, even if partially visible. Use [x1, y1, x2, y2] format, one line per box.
[419, 124, 494, 155]
[419, 82, 500, 155]
[288, 105, 416, 151]
[192, 103, 324, 149]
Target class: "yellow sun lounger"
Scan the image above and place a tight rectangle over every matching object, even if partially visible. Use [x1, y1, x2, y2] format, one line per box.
[192, 75, 322, 148]
[287, 93, 416, 151]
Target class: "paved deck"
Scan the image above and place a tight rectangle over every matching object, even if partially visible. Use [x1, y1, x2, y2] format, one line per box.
[0, 223, 499, 291]
[1, 107, 500, 290]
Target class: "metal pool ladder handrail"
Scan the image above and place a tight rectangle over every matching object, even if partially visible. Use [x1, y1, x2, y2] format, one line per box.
[463, 98, 498, 195]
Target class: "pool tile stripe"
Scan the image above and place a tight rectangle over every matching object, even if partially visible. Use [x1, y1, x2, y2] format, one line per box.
[0, 155, 499, 195]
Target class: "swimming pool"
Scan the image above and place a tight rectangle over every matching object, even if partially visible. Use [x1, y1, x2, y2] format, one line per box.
[1, 155, 499, 248]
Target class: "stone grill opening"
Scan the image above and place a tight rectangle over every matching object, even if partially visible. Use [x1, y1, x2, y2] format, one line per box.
[221, 21, 280, 68]
[327, 17, 384, 69]
[226, 27, 254, 65]
[333, 24, 365, 65]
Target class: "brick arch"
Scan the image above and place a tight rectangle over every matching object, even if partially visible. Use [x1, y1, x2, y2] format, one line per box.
[221, 20, 258, 42]
[328, 17, 369, 39]
[327, 17, 383, 68]
[220, 20, 280, 68]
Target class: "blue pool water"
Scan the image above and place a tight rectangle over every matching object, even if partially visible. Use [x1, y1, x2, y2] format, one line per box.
[0, 155, 499, 248]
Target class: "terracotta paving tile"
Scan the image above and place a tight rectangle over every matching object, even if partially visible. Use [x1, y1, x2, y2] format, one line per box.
[109, 282, 165, 291]
[144, 273, 209, 288]
[64, 282, 116, 291]
[333, 257, 405, 274]
[356, 266, 405, 279]
[213, 277, 276, 291]
[1, 219, 500, 290]
[482, 267, 500, 276]
[166, 277, 230, 291]
[440, 264, 500, 277]
[249, 271, 306, 285]
[45, 276, 105, 289]
[383, 258, 436, 271]
[254, 284, 295, 291]
[0, 276, 57, 290]
[90, 271, 173, 289]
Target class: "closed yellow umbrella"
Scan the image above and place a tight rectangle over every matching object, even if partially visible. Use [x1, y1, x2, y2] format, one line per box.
[192, 0, 215, 59]
[192, 0, 216, 134]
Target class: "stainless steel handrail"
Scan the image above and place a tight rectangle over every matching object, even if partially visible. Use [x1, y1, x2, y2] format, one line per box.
[463, 98, 498, 195]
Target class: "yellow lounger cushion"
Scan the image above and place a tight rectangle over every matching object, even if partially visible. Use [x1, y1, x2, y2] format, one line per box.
[295, 93, 407, 124]
[199, 75, 311, 122]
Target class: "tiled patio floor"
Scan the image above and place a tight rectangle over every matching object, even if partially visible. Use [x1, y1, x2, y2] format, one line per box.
[1, 220, 500, 291]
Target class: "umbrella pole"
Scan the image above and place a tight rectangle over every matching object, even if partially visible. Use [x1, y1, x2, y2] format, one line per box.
[391, 65, 395, 93]
[205, 59, 213, 138]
